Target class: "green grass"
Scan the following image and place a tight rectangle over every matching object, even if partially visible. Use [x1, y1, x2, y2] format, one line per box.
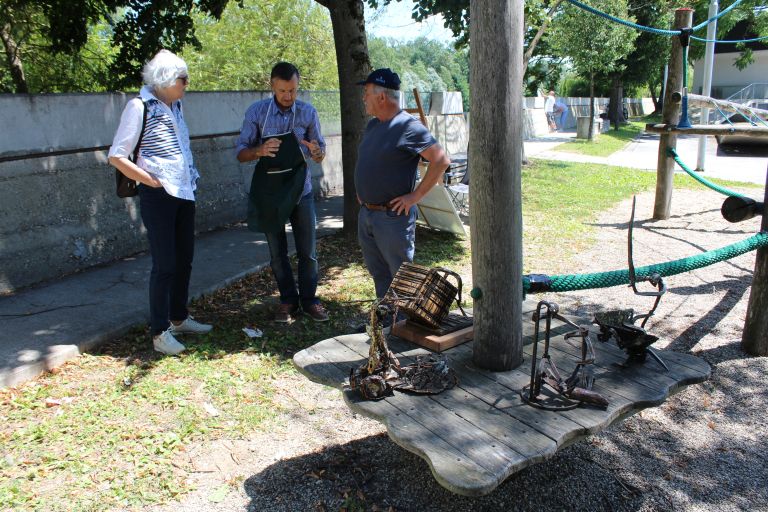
[553, 121, 646, 157]
[0, 160, 760, 510]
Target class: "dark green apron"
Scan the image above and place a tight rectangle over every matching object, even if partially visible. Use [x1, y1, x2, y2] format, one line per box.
[247, 131, 307, 233]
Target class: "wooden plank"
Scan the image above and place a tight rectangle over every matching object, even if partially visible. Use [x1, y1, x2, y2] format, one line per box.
[523, 311, 709, 393]
[449, 342, 630, 435]
[377, 337, 558, 460]
[293, 340, 354, 389]
[334, 335, 561, 462]
[384, 390, 525, 477]
[337, 333, 563, 482]
[428, 387, 557, 462]
[403, 339, 587, 446]
[320, 335, 523, 495]
[390, 320, 473, 352]
[294, 341, 500, 495]
[342, 391, 499, 496]
[645, 123, 768, 138]
[553, 332, 710, 394]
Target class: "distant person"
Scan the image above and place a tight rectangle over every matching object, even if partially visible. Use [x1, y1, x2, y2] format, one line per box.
[354, 68, 451, 298]
[554, 99, 569, 130]
[544, 90, 557, 131]
[235, 62, 329, 323]
[108, 49, 212, 356]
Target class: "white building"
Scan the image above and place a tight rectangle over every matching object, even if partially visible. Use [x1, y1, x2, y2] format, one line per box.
[692, 20, 767, 99]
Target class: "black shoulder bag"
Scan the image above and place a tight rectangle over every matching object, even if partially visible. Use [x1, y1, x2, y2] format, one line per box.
[115, 100, 148, 198]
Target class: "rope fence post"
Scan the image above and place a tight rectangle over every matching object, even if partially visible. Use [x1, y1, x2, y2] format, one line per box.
[742, 166, 768, 356]
[654, 8, 693, 220]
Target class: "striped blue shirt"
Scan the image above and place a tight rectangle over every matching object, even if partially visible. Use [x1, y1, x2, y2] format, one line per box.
[109, 86, 199, 200]
[235, 97, 325, 198]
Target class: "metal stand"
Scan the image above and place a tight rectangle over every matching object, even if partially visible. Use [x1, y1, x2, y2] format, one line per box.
[594, 197, 669, 371]
[521, 301, 609, 411]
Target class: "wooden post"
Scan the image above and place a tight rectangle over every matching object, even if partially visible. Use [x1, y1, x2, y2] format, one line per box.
[653, 8, 693, 220]
[741, 165, 768, 356]
[469, 0, 524, 371]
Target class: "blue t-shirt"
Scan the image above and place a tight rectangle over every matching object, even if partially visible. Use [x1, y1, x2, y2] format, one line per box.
[354, 110, 437, 204]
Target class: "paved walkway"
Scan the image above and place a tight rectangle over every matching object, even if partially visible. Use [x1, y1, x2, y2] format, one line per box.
[1, 131, 765, 388]
[527, 129, 767, 185]
[0, 198, 344, 388]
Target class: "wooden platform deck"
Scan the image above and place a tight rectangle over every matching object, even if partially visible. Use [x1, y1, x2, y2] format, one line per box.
[293, 302, 711, 496]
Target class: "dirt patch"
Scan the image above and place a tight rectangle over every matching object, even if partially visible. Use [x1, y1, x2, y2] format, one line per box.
[150, 188, 768, 512]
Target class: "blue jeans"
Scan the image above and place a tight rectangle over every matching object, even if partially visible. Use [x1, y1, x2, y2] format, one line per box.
[265, 192, 318, 309]
[138, 185, 196, 335]
[358, 205, 417, 298]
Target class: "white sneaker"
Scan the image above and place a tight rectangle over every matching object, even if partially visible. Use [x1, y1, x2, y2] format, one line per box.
[169, 316, 212, 335]
[153, 329, 186, 355]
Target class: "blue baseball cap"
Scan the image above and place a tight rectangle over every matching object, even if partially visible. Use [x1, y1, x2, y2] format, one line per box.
[356, 68, 401, 90]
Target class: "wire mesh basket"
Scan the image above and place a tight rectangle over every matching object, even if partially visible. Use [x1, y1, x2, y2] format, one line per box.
[388, 263, 465, 329]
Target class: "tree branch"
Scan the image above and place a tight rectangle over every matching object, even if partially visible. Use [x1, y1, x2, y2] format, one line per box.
[523, 0, 564, 74]
[1, 22, 28, 93]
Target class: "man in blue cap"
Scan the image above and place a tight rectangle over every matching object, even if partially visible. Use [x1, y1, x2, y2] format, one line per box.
[355, 68, 451, 298]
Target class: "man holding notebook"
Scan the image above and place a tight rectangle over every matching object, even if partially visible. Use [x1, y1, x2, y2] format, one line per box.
[236, 62, 328, 323]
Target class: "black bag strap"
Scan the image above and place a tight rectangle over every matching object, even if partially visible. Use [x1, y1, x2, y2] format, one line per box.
[130, 100, 148, 162]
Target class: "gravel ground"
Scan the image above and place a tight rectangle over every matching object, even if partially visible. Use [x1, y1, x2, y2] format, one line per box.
[150, 188, 768, 512]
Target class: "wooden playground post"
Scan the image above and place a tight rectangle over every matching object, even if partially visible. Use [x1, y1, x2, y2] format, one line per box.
[653, 8, 693, 220]
[469, 0, 525, 371]
[741, 165, 768, 356]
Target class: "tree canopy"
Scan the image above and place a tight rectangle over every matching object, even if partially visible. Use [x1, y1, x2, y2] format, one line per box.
[548, 0, 637, 82]
[0, 0, 234, 92]
[181, 0, 339, 91]
[367, 35, 469, 108]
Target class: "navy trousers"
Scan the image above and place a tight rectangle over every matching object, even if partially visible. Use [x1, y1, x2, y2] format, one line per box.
[264, 192, 319, 309]
[138, 185, 196, 335]
[357, 205, 417, 298]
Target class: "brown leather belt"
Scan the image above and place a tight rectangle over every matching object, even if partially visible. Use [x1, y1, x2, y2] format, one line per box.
[362, 202, 390, 212]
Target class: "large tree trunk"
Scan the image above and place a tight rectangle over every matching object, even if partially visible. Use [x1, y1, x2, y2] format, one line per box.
[470, 0, 524, 371]
[648, 80, 660, 114]
[1, 23, 28, 94]
[608, 75, 625, 130]
[316, 0, 371, 237]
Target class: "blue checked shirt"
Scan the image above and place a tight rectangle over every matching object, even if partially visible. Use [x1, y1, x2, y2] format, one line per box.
[235, 97, 325, 198]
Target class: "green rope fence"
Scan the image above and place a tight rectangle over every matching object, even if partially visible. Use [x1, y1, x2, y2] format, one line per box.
[519, 232, 768, 294]
[667, 148, 745, 197]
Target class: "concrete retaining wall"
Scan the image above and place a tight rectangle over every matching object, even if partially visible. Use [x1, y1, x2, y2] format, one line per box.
[522, 96, 655, 138]
[0, 89, 652, 293]
[0, 90, 343, 294]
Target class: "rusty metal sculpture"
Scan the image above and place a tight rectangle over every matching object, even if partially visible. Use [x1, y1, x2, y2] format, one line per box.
[521, 301, 609, 411]
[349, 296, 458, 400]
[594, 196, 669, 371]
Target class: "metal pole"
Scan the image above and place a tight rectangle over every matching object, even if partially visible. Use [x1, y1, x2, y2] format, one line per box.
[696, 0, 719, 172]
